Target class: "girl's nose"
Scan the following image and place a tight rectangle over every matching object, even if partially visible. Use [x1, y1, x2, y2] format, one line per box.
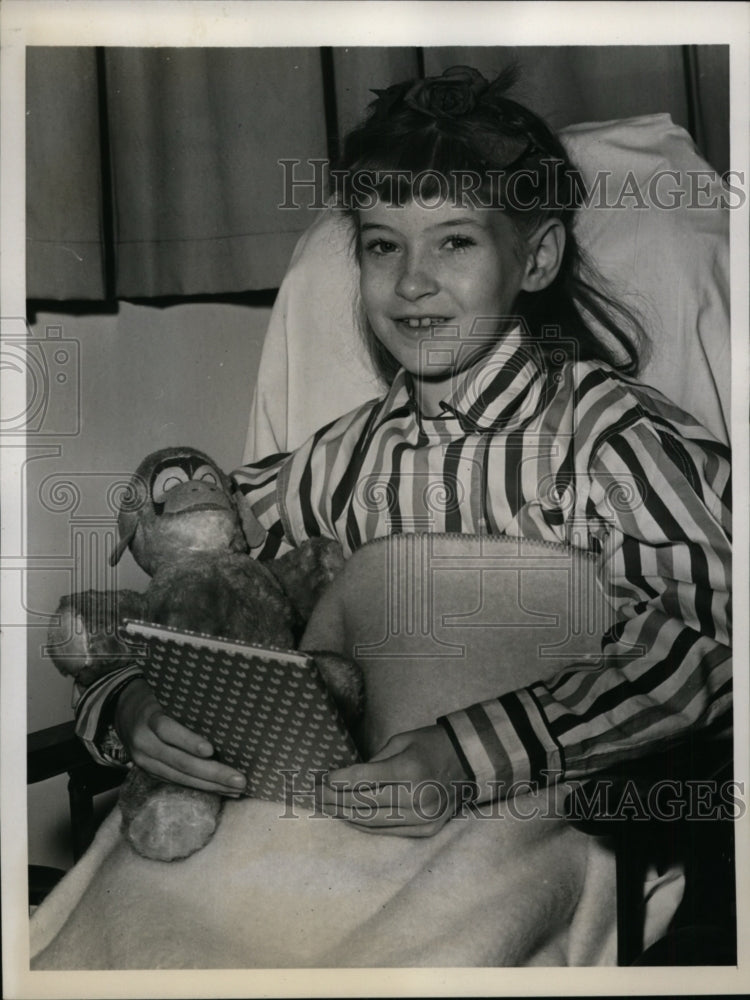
[395, 254, 438, 300]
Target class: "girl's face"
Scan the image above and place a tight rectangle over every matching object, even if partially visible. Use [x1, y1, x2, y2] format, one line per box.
[358, 198, 528, 396]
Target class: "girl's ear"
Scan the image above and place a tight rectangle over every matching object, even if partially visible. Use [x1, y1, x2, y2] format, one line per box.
[521, 219, 566, 293]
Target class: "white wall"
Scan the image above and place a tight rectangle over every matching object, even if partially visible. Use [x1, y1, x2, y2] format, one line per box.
[26, 298, 272, 867]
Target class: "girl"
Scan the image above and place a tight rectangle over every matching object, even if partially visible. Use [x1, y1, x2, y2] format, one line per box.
[85, 66, 732, 836]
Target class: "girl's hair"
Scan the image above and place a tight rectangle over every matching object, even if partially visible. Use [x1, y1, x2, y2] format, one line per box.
[333, 65, 648, 385]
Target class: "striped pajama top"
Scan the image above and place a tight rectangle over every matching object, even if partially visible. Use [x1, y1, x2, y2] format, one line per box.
[76, 336, 732, 794]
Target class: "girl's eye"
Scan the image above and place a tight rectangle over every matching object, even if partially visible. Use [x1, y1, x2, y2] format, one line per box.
[444, 234, 476, 251]
[363, 238, 400, 256]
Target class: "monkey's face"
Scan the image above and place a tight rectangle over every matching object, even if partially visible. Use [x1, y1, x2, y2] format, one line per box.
[150, 454, 230, 516]
[113, 448, 247, 576]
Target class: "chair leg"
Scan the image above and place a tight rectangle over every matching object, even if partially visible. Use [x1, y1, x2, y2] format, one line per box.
[68, 773, 96, 862]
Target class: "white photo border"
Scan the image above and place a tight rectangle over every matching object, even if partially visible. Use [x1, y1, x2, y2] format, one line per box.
[2, 2, 748, 997]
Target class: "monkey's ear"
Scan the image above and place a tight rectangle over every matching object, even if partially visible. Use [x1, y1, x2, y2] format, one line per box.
[109, 521, 137, 566]
[233, 489, 267, 550]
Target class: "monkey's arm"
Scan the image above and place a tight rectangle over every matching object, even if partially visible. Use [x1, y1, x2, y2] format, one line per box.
[48, 589, 146, 687]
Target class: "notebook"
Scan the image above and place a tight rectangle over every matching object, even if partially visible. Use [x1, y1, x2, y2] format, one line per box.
[123, 619, 360, 801]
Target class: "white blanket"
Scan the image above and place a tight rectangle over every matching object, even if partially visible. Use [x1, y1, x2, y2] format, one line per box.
[30, 535, 683, 968]
[31, 783, 621, 968]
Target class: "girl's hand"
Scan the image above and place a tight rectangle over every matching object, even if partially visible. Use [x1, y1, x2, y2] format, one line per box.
[114, 678, 247, 796]
[316, 724, 471, 837]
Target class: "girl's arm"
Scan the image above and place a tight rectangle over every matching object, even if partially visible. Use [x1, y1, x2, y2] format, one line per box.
[439, 422, 731, 794]
[319, 420, 732, 834]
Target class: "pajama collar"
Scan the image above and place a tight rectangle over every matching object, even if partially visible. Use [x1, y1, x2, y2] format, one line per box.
[381, 329, 550, 435]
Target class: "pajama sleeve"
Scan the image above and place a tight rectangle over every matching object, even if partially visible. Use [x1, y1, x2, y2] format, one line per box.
[73, 663, 145, 766]
[232, 450, 297, 559]
[437, 420, 732, 800]
[233, 396, 384, 558]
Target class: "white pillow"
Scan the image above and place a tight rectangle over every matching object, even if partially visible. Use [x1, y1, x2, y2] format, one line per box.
[243, 114, 730, 461]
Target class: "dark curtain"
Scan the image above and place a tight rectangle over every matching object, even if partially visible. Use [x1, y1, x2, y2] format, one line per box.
[26, 49, 105, 299]
[26, 47, 330, 299]
[26, 45, 729, 301]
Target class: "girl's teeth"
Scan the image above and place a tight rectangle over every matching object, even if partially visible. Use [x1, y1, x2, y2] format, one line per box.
[404, 318, 446, 328]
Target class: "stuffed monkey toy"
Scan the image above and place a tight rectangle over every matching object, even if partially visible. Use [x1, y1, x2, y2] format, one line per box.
[48, 446, 362, 862]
